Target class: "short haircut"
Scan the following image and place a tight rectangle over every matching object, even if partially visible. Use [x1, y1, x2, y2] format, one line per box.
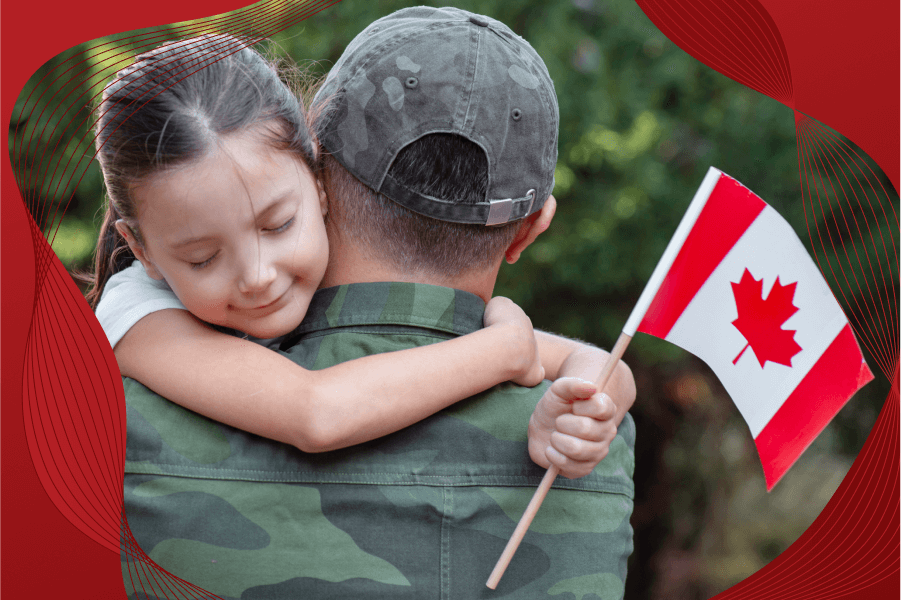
[322, 133, 523, 277]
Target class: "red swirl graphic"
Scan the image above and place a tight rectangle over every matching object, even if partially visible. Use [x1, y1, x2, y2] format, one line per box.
[636, 0, 794, 107]
[1, 0, 897, 598]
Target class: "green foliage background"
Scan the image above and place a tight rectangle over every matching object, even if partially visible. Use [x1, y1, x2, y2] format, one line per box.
[11, 1, 895, 598]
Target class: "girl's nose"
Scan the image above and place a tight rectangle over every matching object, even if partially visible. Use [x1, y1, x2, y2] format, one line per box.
[237, 255, 277, 295]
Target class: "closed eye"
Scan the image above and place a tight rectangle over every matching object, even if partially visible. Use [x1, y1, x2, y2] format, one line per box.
[190, 252, 218, 270]
[265, 216, 295, 234]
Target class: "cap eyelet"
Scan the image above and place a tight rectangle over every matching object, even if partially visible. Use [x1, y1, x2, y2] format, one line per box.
[511, 108, 523, 121]
[368, 26, 380, 35]
[405, 77, 419, 89]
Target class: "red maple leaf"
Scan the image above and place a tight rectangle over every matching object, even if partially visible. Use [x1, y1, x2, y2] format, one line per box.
[730, 268, 802, 368]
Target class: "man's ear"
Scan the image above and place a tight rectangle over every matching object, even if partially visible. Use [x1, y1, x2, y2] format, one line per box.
[115, 220, 165, 280]
[504, 195, 557, 265]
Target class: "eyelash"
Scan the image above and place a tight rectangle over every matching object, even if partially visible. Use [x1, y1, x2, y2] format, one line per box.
[188, 217, 295, 270]
[265, 216, 296, 234]
[190, 253, 218, 270]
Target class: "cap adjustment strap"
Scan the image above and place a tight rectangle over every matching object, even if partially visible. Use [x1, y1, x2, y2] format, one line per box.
[381, 175, 541, 225]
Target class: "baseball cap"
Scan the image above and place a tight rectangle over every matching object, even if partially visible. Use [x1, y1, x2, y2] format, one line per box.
[312, 6, 559, 225]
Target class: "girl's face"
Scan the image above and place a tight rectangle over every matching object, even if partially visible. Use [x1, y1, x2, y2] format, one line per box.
[126, 129, 329, 339]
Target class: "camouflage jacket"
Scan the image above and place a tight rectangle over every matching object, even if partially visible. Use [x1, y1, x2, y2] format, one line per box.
[122, 282, 635, 599]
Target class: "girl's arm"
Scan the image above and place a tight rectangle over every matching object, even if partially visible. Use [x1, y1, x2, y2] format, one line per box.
[115, 297, 543, 453]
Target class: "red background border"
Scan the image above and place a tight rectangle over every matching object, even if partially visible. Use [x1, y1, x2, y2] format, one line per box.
[2, 0, 897, 598]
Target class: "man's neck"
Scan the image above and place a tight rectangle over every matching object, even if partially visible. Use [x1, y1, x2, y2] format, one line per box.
[320, 238, 501, 304]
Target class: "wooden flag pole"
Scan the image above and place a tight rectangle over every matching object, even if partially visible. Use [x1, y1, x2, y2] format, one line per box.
[486, 331, 634, 589]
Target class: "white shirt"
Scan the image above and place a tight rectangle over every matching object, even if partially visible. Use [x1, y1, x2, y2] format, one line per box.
[95, 261, 187, 349]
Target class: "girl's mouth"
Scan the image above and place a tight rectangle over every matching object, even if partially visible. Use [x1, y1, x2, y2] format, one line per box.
[239, 291, 287, 315]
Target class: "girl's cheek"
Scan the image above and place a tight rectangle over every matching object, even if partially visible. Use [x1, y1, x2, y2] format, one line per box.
[187, 280, 230, 312]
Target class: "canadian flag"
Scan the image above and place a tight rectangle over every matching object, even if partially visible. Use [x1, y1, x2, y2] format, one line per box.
[624, 167, 874, 490]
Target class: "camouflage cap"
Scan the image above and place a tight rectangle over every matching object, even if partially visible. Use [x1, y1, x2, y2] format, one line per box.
[313, 6, 559, 225]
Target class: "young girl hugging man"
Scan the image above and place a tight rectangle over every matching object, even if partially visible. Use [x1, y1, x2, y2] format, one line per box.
[92, 16, 635, 598]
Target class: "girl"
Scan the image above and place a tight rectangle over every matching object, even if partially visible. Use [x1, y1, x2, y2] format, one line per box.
[89, 35, 632, 473]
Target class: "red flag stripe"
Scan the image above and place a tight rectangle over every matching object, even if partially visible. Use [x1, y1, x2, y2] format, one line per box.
[639, 175, 765, 338]
[754, 323, 875, 490]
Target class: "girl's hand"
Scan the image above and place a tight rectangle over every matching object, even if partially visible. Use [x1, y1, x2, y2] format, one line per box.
[483, 296, 545, 387]
[527, 377, 617, 479]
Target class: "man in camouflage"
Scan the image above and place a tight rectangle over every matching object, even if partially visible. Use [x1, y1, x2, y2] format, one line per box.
[122, 7, 635, 599]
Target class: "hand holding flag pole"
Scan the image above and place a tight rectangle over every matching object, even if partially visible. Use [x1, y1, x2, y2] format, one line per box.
[487, 167, 872, 589]
[486, 331, 632, 589]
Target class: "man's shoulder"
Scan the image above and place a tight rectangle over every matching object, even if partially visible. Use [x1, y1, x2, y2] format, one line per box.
[281, 282, 484, 349]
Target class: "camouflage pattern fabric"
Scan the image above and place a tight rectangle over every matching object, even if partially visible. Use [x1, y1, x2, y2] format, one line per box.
[122, 282, 635, 599]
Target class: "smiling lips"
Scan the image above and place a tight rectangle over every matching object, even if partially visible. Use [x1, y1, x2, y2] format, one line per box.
[239, 291, 287, 315]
